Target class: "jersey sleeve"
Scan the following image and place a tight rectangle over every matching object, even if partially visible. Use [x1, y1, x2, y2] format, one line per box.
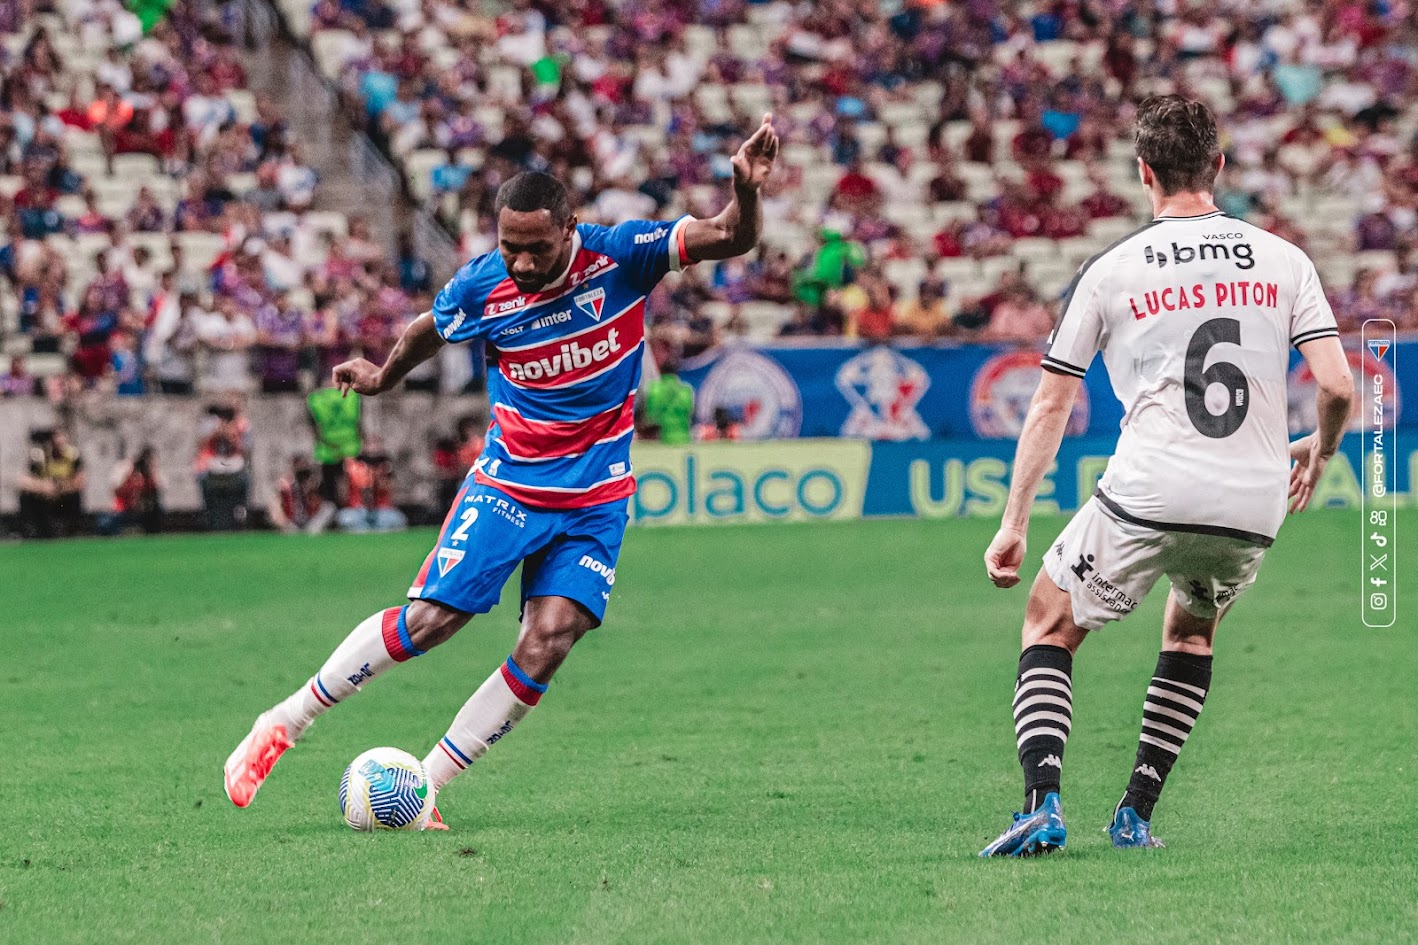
[602, 217, 693, 292]
[1289, 258, 1340, 348]
[1042, 258, 1111, 378]
[431, 266, 489, 345]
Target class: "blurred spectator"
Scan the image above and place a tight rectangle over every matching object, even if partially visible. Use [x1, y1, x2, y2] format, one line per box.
[794, 230, 866, 309]
[2, 356, 35, 397]
[843, 271, 895, 342]
[428, 415, 485, 513]
[254, 300, 305, 394]
[269, 456, 333, 534]
[895, 278, 954, 339]
[695, 407, 743, 442]
[19, 429, 86, 539]
[431, 436, 465, 513]
[110, 330, 146, 395]
[397, 232, 431, 294]
[308, 380, 362, 512]
[984, 284, 1055, 343]
[194, 404, 251, 531]
[197, 297, 257, 393]
[151, 297, 202, 395]
[97, 445, 163, 536]
[641, 366, 695, 445]
[338, 445, 407, 532]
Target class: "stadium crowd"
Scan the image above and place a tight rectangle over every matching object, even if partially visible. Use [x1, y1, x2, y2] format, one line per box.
[0, 0, 448, 398]
[1, 0, 1416, 398]
[295, 0, 1417, 356]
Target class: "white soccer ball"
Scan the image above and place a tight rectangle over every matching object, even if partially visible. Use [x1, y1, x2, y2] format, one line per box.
[339, 747, 434, 832]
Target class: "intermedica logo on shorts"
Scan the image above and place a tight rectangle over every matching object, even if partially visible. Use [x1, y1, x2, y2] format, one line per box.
[578, 555, 615, 585]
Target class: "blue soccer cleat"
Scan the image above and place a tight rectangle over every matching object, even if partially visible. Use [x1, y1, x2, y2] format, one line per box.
[979, 792, 1067, 857]
[1107, 802, 1164, 849]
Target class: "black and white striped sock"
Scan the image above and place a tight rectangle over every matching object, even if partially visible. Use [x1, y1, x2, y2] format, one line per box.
[1014, 644, 1074, 813]
[1121, 651, 1212, 821]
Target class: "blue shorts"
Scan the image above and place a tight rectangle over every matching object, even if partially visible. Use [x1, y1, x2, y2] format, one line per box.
[408, 481, 628, 623]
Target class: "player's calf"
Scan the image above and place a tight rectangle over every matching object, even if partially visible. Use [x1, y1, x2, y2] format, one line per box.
[511, 595, 599, 681]
[422, 596, 597, 791]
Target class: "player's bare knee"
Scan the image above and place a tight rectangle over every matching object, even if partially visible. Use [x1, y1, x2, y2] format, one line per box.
[404, 600, 471, 651]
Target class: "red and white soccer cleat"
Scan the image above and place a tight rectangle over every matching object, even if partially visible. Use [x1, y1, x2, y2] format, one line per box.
[422, 806, 449, 831]
[223, 712, 294, 808]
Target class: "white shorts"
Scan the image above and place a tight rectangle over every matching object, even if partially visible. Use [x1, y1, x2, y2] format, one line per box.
[1042, 497, 1269, 631]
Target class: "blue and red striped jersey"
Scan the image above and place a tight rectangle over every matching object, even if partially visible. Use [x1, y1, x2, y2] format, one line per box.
[431, 217, 692, 509]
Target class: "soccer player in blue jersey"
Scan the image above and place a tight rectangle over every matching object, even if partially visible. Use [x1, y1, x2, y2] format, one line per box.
[224, 115, 780, 822]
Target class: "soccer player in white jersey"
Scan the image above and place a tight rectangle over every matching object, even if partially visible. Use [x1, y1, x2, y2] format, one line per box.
[979, 96, 1355, 856]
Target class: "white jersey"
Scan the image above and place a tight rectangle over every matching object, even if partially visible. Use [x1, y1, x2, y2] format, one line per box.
[1043, 210, 1339, 545]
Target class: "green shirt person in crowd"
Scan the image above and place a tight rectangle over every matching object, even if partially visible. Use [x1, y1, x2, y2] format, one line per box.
[642, 369, 695, 445]
[792, 228, 867, 308]
[308, 382, 362, 509]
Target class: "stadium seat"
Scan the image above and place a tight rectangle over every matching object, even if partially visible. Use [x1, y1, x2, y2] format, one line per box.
[934, 257, 980, 284]
[883, 258, 929, 298]
[175, 231, 229, 269]
[1088, 217, 1139, 243]
[1353, 250, 1398, 274]
[111, 153, 161, 179]
[303, 211, 349, 239]
[1012, 237, 1061, 263]
[980, 254, 1022, 282]
[933, 202, 977, 226]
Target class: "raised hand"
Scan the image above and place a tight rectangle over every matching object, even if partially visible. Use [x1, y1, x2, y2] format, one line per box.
[331, 357, 385, 397]
[731, 112, 780, 191]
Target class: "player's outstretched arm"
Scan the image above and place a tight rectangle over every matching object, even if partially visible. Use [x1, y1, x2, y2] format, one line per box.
[984, 372, 1082, 588]
[680, 113, 779, 263]
[332, 312, 445, 397]
[1288, 335, 1354, 513]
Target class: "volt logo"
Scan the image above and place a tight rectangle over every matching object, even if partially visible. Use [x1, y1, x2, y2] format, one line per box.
[347, 663, 375, 687]
[575, 287, 606, 321]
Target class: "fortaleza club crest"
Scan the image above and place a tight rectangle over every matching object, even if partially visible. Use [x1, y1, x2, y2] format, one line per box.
[574, 287, 606, 322]
[693, 344, 803, 439]
[970, 350, 1090, 438]
[435, 547, 464, 577]
[835, 347, 930, 440]
[1368, 339, 1390, 361]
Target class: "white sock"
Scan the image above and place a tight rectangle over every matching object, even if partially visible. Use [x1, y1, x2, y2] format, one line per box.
[423, 657, 546, 791]
[269, 606, 423, 740]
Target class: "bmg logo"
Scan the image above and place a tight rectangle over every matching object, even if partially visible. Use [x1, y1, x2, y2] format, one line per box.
[1144, 240, 1254, 270]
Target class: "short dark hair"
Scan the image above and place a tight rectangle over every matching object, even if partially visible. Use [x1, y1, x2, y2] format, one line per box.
[1134, 95, 1221, 195]
[493, 172, 571, 227]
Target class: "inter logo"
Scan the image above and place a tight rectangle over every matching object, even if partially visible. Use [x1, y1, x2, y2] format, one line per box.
[575, 287, 607, 322]
[1368, 340, 1391, 361]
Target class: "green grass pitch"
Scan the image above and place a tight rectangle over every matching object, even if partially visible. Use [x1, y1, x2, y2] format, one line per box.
[2, 511, 1414, 944]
